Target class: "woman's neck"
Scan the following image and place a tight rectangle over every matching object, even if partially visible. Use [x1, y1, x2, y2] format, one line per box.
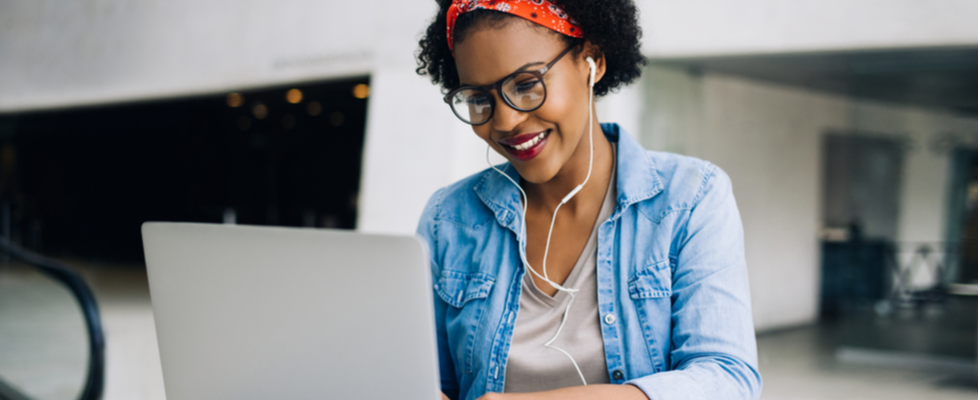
[522, 119, 613, 216]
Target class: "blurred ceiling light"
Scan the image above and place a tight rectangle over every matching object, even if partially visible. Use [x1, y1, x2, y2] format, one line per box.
[227, 92, 244, 107]
[307, 101, 322, 116]
[282, 114, 296, 129]
[330, 111, 345, 127]
[253, 104, 268, 119]
[237, 116, 251, 131]
[286, 88, 303, 104]
[352, 84, 370, 99]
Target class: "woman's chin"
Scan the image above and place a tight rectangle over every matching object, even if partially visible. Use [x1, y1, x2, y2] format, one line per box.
[512, 160, 561, 186]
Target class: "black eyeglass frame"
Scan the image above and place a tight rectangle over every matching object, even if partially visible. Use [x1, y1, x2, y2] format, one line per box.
[443, 44, 579, 125]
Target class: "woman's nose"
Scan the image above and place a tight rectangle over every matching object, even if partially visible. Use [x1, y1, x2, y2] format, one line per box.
[491, 95, 526, 132]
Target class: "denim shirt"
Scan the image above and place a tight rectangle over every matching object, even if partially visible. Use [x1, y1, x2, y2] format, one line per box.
[416, 123, 761, 400]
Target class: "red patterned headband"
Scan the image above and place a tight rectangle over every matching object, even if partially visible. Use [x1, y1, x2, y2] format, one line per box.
[446, 0, 585, 53]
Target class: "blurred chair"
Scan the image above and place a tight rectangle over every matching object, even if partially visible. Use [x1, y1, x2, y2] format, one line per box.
[0, 241, 104, 400]
[886, 242, 969, 307]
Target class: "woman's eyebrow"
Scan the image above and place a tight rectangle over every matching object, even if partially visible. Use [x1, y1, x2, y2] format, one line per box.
[514, 60, 545, 72]
[460, 61, 546, 87]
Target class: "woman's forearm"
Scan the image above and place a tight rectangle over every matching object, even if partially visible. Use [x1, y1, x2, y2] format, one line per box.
[479, 384, 647, 400]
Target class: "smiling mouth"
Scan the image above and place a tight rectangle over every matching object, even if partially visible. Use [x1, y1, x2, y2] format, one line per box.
[513, 132, 547, 150]
[499, 130, 551, 161]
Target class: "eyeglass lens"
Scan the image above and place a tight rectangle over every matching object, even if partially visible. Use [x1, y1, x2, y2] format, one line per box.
[450, 72, 546, 125]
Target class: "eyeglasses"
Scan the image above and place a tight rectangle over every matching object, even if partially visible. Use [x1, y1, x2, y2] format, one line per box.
[443, 44, 578, 125]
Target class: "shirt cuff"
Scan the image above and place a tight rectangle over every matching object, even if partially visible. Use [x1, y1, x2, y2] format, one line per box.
[626, 370, 707, 400]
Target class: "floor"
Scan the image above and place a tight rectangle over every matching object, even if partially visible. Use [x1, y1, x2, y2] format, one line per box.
[757, 325, 976, 400]
[0, 261, 976, 400]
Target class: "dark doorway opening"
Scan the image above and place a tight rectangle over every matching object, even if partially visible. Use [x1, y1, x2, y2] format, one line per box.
[0, 77, 370, 263]
[819, 132, 906, 314]
[817, 133, 977, 363]
[945, 147, 978, 284]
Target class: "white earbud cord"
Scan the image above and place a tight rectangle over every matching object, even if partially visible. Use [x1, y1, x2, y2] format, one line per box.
[486, 57, 596, 386]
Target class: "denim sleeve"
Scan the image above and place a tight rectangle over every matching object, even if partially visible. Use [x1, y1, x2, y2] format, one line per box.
[416, 188, 461, 400]
[626, 165, 762, 400]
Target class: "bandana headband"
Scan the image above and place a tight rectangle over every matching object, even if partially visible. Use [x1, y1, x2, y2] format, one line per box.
[446, 0, 584, 53]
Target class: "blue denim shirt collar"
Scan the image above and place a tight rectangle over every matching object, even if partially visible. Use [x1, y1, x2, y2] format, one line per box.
[472, 123, 664, 234]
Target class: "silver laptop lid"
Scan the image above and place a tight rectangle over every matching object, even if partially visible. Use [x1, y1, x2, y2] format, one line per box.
[141, 222, 439, 400]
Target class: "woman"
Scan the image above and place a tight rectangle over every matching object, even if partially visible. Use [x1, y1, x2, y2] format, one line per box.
[415, 1, 761, 399]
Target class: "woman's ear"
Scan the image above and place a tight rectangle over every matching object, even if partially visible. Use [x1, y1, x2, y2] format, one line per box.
[581, 41, 607, 87]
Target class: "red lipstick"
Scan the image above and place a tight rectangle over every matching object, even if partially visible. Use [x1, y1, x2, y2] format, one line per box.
[499, 130, 550, 161]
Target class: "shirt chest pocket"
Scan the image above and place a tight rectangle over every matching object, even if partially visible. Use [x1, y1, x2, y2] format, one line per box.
[627, 260, 672, 372]
[435, 270, 495, 308]
[434, 270, 495, 374]
[628, 259, 672, 300]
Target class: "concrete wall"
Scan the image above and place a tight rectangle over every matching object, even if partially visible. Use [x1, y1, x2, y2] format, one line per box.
[0, 0, 380, 112]
[640, 66, 977, 330]
[3, 0, 976, 111]
[639, 0, 978, 57]
[355, 1, 497, 235]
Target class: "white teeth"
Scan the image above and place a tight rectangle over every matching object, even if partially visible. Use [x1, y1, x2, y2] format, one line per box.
[511, 132, 547, 151]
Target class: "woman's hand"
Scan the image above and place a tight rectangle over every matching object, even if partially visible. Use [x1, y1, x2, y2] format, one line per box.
[441, 392, 451, 400]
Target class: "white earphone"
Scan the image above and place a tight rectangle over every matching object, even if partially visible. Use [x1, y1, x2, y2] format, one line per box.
[587, 56, 596, 87]
[486, 55, 597, 386]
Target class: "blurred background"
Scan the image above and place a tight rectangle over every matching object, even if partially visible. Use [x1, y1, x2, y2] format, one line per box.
[0, 1, 975, 399]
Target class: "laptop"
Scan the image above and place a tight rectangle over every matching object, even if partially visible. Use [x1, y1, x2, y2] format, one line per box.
[141, 222, 440, 400]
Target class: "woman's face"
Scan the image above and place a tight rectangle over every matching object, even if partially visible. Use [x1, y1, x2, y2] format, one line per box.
[453, 20, 601, 185]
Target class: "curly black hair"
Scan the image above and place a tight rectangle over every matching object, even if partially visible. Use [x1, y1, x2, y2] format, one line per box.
[416, 0, 645, 97]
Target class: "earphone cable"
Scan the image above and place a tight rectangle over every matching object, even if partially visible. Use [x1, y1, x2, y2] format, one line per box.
[485, 57, 596, 386]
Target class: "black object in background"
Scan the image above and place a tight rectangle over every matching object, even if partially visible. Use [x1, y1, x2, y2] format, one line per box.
[0, 77, 369, 262]
[820, 240, 893, 315]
